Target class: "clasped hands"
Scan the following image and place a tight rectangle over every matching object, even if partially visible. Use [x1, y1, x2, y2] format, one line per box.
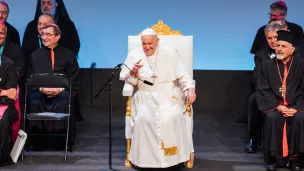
[40, 88, 62, 98]
[277, 105, 297, 117]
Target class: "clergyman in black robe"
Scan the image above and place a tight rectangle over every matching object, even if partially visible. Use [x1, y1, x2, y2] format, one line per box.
[22, 0, 82, 121]
[22, 0, 80, 56]
[257, 30, 304, 171]
[0, 56, 18, 166]
[0, 1, 20, 45]
[0, 21, 25, 143]
[245, 23, 283, 153]
[250, 1, 303, 54]
[28, 24, 79, 147]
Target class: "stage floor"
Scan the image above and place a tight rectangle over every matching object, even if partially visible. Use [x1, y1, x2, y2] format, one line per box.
[1, 106, 283, 171]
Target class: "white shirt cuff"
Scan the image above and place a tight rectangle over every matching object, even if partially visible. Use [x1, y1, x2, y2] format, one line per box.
[126, 73, 138, 85]
[178, 75, 195, 91]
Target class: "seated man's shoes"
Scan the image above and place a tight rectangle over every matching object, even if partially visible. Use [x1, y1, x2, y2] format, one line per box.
[266, 163, 277, 171]
[0, 159, 14, 167]
[289, 157, 301, 171]
[245, 138, 257, 153]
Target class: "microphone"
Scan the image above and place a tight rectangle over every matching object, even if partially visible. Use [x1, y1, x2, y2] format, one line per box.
[116, 63, 154, 86]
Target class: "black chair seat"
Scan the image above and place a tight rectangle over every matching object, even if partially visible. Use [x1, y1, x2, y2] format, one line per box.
[27, 112, 70, 120]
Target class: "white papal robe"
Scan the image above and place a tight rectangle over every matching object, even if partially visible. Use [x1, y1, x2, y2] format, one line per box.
[120, 45, 195, 168]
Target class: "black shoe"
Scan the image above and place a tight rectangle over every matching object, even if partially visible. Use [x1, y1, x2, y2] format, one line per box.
[266, 163, 277, 171]
[0, 159, 14, 167]
[289, 158, 301, 171]
[245, 138, 257, 153]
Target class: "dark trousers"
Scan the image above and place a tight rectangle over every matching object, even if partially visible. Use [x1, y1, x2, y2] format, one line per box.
[0, 105, 18, 163]
[247, 92, 264, 137]
[27, 90, 76, 146]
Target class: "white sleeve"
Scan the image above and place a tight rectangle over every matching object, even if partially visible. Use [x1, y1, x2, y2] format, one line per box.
[125, 73, 139, 86]
[178, 75, 195, 91]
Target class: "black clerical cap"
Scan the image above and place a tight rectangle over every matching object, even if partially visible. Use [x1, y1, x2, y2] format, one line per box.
[277, 30, 296, 46]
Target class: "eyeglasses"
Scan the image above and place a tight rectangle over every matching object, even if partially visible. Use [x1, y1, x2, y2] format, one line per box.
[0, 11, 8, 15]
[268, 12, 285, 17]
[40, 33, 56, 37]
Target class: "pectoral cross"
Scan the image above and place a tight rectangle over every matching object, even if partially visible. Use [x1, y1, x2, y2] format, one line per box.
[279, 86, 286, 97]
[151, 73, 157, 83]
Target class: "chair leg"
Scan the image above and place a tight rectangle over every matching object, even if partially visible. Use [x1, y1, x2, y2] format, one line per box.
[65, 116, 70, 162]
[185, 152, 194, 168]
[125, 139, 132, 167]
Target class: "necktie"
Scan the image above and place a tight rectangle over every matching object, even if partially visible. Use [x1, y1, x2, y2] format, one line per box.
[282, 63, 288, 157]
[51, 49, 55, 71]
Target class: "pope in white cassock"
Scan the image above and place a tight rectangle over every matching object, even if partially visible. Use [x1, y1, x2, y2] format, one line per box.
[119, 28, 196, 168]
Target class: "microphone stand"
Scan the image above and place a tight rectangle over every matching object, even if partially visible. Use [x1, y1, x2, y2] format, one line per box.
[95, 66, 121, 171]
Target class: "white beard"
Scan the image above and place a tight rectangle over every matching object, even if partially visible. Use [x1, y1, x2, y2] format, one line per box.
[276, 55, 284, 60]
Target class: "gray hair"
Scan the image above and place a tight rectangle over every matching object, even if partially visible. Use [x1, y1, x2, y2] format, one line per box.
[264, 23, 283, 35]
[270, 19, 287, 28]
[270, 3, 287, 15]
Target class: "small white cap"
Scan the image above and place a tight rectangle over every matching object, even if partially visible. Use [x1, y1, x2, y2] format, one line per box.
[141, 28, 157, 36]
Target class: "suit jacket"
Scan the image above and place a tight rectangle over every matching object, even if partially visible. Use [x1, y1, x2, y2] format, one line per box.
[251, 48, 275, 88]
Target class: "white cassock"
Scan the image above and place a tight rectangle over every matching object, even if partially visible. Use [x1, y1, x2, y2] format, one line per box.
[120, 45, 195, 168]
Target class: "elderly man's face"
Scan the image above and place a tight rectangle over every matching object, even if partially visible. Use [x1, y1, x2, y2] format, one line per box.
[41, 0, 57, 16]
[266, 30, 278, 50]
[37, 15, 54, 34]
[141, 35, 159, 56]
[269, 9, 286, 20]
[0, 25, 6, 45]
[41, 27, 60, 48]
[0, 4, 8, 22]
[275, 40, 295, 60]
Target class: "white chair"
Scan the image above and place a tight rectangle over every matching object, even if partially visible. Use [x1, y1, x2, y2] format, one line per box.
[121, 20, 194, 168]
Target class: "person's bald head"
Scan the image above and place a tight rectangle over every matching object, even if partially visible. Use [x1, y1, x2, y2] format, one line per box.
[38, 14, 55, 34]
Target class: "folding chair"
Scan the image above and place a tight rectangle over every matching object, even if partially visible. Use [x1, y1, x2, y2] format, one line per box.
[22, 73, 72, 162]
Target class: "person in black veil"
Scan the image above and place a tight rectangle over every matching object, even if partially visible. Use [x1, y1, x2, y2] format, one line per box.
[0, 1, 20, 45]
[22, 0, 80, 57]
